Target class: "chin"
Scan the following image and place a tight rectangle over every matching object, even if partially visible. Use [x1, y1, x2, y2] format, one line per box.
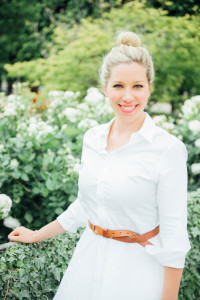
[118, 110, 144, 122]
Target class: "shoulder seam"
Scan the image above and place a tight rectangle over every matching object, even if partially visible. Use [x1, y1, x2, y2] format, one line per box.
[156, 139, 185, 178]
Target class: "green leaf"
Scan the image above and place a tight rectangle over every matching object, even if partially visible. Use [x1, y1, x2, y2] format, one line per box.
[21, 172, 29, 181]
[55, 208, 64, 215]
[68, 194, 76, 203]
[17, 261, 24, 267]
[43, 140, 59, 149]
[24, 212, 33, 223]
[46, 178, 54, 191]
[24, 164, 33, 173]
[41, 187, 49, 197]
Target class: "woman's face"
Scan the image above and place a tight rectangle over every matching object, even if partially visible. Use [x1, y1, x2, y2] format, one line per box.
[104, 62, 151, 124]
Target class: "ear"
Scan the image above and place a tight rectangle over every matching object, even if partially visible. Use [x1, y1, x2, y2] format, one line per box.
[104, 86, 108, 97]
[148, 83, 153, 94]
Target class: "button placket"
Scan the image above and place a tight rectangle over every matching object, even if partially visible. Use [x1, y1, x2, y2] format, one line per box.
[96, 154, 113, 214]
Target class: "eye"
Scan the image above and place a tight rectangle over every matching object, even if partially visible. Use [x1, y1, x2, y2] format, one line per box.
[113, 84, 123, 88]
[134, 85, 143, 88]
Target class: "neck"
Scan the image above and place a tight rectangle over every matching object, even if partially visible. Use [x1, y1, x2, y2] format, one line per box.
[112, 112, 146, 136]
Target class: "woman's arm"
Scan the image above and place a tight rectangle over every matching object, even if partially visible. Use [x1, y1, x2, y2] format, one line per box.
[161, 266, 183, 300]
[8, 220, 66, 243]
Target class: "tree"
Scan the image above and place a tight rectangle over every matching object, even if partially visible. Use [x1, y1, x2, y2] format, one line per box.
[147, 0, 200, 16]
[5, 1, 200, 107]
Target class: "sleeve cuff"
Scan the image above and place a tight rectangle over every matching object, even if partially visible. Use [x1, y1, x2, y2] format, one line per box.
[56, 197, 88, 233]
[145, 244, 191, 268]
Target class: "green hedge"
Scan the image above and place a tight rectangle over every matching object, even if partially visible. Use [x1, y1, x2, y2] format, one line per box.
[0, 189, 200, 300]
[0, 228, 84, 299]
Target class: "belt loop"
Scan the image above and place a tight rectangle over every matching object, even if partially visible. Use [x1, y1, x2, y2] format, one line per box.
[103, 228, 108, 238]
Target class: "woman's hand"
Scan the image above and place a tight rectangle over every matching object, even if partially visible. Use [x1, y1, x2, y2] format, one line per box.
[8, 220, 66, 244]
[8, 226, 38, 244]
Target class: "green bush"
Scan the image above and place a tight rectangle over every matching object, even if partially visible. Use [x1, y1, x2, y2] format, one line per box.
[0, 84, 113, 243]
[152, 95, 200, 190]
[178, 189, 200, 300]
[0, 229, 83, 299]
[0, 188, 200, 300]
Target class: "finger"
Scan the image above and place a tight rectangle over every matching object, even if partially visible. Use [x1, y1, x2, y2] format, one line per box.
[9, 235, 21, 242]
[8, 229, 22, 238]
[8, 230, 16, 238]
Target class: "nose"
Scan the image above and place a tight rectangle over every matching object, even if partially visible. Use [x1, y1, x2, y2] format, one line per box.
[122, 95, 134, 102]
[122, 90, 134, 102]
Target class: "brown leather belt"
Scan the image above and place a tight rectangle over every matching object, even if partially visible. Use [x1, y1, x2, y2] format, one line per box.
[88, 220, 159, 247]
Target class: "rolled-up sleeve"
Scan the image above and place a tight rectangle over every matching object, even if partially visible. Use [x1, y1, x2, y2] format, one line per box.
[57, 191, 88, 232]
[56, 133, 88, 232]
[145, 140, 191, 268]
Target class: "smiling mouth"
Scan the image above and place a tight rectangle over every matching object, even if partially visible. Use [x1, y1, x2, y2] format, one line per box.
[118, 104, 138, 113]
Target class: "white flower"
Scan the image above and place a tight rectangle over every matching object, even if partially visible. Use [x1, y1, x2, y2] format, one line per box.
[177, 135, 183, 141]
[195, 139, 200, 148]
[163, 122, 174, 131]
[49, 98, 63, 109]
[181, 100, 198, 119]
[57, 149, 64, 155]
[150, 102, 172, 114]
[67, 154, 75, 162]
[29, 117, 37, 124]
[0, 194, 12, 219]
[188, 120, 200, 134]
[17, 121, 27, 131]
[3, 216, 21, 230]
[85, 88, 104, 105]
[78, 118, 98, 130]
[48, 90, 64, 99]
[0, 144, 4, 152]
[64, 91, 75, 99]
[4, 103, 17, 116]
[62, 108, 78, 123]
[28, 123, 37, 135]
[77, 103, 90, 112]
[10, 159, 19, 169]
[95, 102, 114, 117]
[191, 163, 200, 175]
[7, 94, 17, 102]
[61, 124, 68, 131]
[191, 95, 200, 104]
[73, 163, 81, 174]
[152, 115, 167, 126]
[18, 103, 25, 111]
[77, 119, 88, 130]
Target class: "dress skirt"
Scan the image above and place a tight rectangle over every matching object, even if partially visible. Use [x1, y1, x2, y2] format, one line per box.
[53, 225, 164, 300]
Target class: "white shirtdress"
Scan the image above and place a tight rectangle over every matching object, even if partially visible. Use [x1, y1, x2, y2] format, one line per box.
[54, 112, 191, 300]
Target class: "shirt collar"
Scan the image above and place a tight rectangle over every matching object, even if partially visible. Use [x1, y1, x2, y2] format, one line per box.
[136, 112, 156, 143]
[94, 112, 156, 149]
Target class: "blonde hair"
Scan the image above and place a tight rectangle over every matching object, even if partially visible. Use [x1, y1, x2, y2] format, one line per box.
[99, 31, 154, 87]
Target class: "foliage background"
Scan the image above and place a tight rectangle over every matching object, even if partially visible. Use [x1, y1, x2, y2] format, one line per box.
[1, 1, 200, 108]
[0, 1, 200, 299]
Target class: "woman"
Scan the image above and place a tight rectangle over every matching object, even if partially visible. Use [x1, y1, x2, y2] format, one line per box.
[8, 31, 191, 300]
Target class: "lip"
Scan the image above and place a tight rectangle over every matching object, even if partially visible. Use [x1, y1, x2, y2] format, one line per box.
[118, 104, 138, 113]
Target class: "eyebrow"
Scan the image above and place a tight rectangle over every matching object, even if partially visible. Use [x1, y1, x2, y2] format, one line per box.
[112, 80, 145, 84]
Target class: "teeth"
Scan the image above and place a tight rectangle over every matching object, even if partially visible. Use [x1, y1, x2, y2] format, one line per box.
[121, 105, 136, 111]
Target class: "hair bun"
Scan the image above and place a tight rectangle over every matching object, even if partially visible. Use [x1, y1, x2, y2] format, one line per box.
[116, 31, 141, 47]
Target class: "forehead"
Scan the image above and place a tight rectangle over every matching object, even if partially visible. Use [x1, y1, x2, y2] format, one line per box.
[109, 62, 147, 82]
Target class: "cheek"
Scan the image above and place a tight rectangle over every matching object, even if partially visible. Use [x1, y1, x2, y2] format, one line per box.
[137, 90, 150, 102]
[109, 92, 121, 104]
